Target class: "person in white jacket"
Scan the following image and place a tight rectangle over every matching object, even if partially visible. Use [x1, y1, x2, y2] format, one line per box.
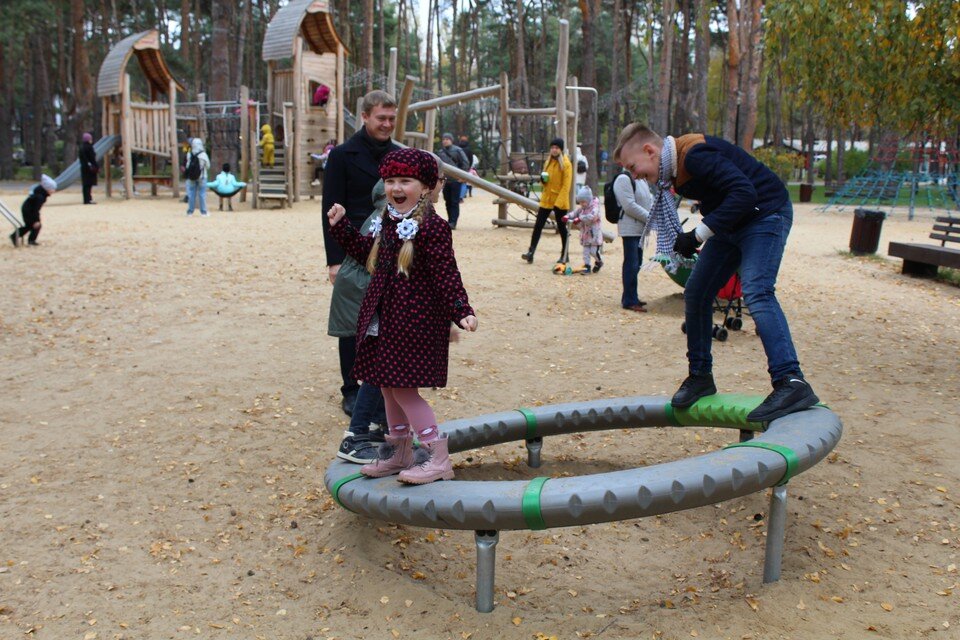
[613, 169, 653, 312]
[575, 145, 588, 190]
[184, 138, 211, 216]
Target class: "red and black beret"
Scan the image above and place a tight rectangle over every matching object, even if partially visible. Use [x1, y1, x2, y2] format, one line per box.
[379, 148, 439, 189]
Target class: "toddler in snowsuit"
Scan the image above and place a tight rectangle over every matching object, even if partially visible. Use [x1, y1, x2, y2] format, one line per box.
[10, 175, 56, 246]
[259, 124, 275, 168]
[564, 186, 604, 274]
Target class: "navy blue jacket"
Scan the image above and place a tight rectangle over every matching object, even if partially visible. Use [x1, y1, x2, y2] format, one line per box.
[321, 129, 399, 266]
[674, 134, 789, 234]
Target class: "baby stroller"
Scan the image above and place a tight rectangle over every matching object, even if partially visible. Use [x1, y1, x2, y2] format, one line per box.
[655, 254, 747, 342]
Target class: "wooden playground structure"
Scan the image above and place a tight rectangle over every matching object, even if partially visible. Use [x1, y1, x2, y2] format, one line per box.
[389, 19, 599, 235]
[96, 30, 184, 199]
[258, 0, 347, 208]
[87, 10, 594, 225]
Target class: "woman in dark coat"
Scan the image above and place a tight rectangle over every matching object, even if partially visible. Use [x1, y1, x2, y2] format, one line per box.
[79, 132, 98, 205]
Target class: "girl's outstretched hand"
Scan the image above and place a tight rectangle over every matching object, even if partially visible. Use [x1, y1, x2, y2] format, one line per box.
[458, 315, 478, 332]
[327, 203, 346, 226]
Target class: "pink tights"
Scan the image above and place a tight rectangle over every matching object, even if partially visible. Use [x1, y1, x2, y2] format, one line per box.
[382, 387, 440, 443]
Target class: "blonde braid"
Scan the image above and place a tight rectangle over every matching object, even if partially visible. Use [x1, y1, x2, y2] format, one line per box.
[365, 209, 388, 274]
[396, 199, 427, 276]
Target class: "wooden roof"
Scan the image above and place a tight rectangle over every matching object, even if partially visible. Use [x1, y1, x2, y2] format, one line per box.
[262, 0, 347, 62]
[96, 30, 184, 98]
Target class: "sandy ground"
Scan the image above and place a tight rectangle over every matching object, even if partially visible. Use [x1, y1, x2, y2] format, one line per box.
[1, 182, 958, 640]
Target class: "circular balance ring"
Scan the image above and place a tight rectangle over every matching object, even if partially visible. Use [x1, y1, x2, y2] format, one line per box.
[324, 394, 842, 531]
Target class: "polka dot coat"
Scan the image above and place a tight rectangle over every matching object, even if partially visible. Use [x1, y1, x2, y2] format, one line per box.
[330, 206, 474, 388]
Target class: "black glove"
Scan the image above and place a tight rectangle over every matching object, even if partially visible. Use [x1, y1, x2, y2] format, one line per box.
[673, 229, 702, 258]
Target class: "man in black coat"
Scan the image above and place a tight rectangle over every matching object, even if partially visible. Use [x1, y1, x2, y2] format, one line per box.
[79, 132, 98, 205]
[436, 133, 470, 228]
[322, 90, 400, 421]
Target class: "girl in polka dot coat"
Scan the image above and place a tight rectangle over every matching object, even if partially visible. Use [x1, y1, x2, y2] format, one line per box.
[327, 148, 477, 484]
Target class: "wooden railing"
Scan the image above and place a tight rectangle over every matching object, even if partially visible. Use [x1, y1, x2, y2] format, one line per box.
[129, 102, 172, 156]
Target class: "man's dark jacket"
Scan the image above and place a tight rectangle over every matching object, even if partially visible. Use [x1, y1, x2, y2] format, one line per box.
[321, 128, 400, 266]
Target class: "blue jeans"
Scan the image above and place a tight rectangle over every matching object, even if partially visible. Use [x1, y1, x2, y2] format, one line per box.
[186, 179, 207, 214]
[348, 381, 386, 436]
[683, 203, 801, 382]
[620, 236, 643, 307]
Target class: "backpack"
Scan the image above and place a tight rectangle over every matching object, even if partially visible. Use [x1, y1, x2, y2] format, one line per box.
[577, 158, 587, 173]
[604, 172, 634, 224]
[185, 153, 202, 181]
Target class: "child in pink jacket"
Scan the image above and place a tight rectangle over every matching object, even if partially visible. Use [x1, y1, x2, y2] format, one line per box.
[564, 186, 604, 274]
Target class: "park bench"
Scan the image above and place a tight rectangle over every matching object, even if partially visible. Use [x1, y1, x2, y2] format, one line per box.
[888, 216, 960, 277]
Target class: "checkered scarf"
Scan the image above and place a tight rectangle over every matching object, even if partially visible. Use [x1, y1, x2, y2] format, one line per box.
[648, 136, 696, 273]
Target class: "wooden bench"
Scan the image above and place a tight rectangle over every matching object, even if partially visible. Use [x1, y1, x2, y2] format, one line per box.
[888, 216, 960, 277]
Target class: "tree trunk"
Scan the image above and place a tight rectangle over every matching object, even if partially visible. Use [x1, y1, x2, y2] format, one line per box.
[363, 0, 375, 92]
[192, 0, 202, 93]
[0, 41, 14, 179]
[607, 0, 623, 163]
[672, 0, 691, 132]
[692, 0, 709, 132]
[378, 0, 386, 80]
[803, 102, 815, 183]
[738, 0, 763, 149]
[824, 125, 833, 185]
[722, 0, 741, 143]
[653, 0, 675, 134]
[235, 0, 248, 91]
[210, 0, 231, 101]
[578, 0, 600, 192]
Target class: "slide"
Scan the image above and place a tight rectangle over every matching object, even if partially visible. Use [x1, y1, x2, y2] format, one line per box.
[1, 197, 23, 231]
[53, 135, 122, 190]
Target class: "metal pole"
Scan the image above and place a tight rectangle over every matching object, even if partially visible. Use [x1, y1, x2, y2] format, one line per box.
[566, 85, 598, 191]
[474, 530, 499, 612]
[525, 437, 543, 468]
[762, 485, 788, 583]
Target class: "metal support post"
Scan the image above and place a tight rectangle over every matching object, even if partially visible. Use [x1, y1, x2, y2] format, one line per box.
[525, 437, 543, 468]
[762, 484, 788, 583]
[474, 530, 500, 612]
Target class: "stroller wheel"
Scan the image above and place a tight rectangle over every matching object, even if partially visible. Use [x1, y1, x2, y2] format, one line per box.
[724, 317, 734, 329]
[730, 318, 743, 331]
[681, 321, 687, 334]
[712, 325, 729, 342]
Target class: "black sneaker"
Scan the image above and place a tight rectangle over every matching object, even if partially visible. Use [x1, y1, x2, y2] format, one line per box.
[593, 258, 603, 273]
[9, 232, 17, 247]
[671, 373, 717, 409]
[336, 431, 380, 464]
[747, 377, 819, 423]
[521, 252, 534, 263]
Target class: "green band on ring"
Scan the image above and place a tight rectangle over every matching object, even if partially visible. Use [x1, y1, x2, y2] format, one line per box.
[522, 477, 550, 530]
[664, 402, 681, 427]
[724, 441, 800, 486]
[330, 472, 364, 509]
[517, 408, 537, 440]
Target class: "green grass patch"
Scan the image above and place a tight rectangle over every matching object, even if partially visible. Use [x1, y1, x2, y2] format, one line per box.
[836, 249, 888, 263]
[936, 267, 960, 287]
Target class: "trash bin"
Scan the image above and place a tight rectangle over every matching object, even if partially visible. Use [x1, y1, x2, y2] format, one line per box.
[799, 183, 814, 202]
[849, 208, 886, 254]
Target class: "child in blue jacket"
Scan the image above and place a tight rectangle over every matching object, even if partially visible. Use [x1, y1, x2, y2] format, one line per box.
[207, 164, 246, 211]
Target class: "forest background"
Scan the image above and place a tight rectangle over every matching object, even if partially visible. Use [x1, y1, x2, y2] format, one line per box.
[0, 0, 957, 192]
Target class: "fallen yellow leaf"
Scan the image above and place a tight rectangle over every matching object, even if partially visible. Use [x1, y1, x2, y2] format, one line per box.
[881, 602, 893, 611]
[512, 616, 522, 626]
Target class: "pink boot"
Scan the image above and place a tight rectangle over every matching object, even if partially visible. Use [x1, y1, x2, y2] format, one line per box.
[360, 433, 414, 478]
[398, 435, 455, 484]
